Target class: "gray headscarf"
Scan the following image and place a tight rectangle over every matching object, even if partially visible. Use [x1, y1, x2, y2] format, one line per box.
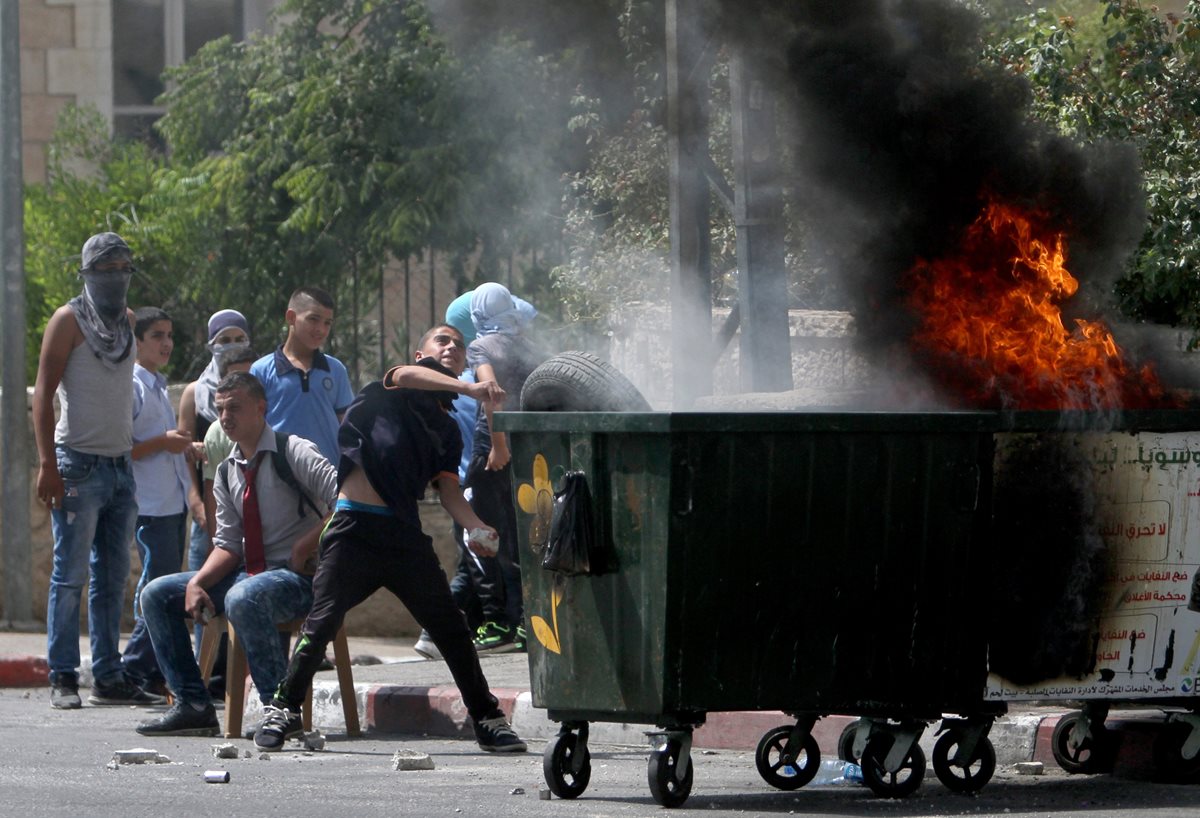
[67, 232, 134, 368]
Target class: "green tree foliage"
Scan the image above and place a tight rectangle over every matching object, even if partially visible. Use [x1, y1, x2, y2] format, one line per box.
[23, 106, 218, 380]
[984, 0, 1200, 328]
[25, 0, 575, 384]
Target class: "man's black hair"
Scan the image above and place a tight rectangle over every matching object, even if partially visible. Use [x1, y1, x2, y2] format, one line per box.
[217, 347, 258, 378]
[215, 371, 266, 403]
[288, 286, 335, 312]
[133, 307, 171, 340]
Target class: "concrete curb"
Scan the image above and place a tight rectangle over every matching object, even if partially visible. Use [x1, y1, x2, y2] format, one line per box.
[4, 652, 1161, 776]
[0, 656, 50, 688]
[308, 681, 1050, 766]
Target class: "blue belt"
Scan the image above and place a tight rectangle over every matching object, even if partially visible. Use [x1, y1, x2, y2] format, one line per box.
[335, 498, 394, 516]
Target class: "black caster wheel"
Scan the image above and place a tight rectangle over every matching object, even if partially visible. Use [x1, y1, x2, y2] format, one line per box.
[543, 731, 591, 799]
[755, 725, 820, 790]
[838, 719, 862, 763]
[932, 732, 996, 793]
[1152, 721, 1200, 783]
[1050, 711, 1114, 774]
[648, 739, 693, 808]
[860, 735, 925, 798]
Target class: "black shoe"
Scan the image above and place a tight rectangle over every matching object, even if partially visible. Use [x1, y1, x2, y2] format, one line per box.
[473, 710, 527, 753]
[88, 675, 168, 706]
[50, 675, 81, 710]
[473, 621, 518, 653]
[254, 705, 304, 751]
[207, 675, 227, 700]
[136, 702, 220, 736]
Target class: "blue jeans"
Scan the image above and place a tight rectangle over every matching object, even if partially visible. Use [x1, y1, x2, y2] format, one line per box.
[187, 518, 211, 650]
[141, 567, 313, 707]
[121, 512, 187, 686]
[46, 447, 139, 685]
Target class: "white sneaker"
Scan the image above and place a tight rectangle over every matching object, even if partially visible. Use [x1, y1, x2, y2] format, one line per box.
[413, 632, 443, 661]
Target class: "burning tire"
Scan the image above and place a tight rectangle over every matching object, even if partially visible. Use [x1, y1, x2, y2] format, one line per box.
[520, 351, 652, 412]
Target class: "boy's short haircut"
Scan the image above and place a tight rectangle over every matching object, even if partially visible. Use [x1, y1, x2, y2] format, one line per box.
[133, 306, 171, 340]
[217, 347, 258, 378]
[215, 371, 266, 403]
[416, 324, 463, 354]
[288, 286, 335, 313]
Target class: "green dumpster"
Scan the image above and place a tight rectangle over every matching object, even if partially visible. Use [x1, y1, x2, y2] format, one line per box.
[497, 410, 997, 804]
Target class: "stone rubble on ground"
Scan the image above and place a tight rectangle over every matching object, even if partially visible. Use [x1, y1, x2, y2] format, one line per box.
[302, 731, 326, 751]
[211, 743, 239, 759]
[111, 748, 171, 765]
[1013, 761, 1044, 775]
[391, 749, 435, 771]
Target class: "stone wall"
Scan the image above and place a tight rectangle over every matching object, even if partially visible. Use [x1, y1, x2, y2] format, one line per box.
[608, 305, 874, 408]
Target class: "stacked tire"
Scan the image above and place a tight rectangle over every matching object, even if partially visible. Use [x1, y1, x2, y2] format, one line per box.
[520, 351, 651, 412]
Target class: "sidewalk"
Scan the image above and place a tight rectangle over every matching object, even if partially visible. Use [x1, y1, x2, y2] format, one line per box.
[0, 628, 1159, 774]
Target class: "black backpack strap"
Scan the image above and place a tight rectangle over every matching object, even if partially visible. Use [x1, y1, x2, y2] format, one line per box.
[271, 431, 323, 519]
[216, 459, 232, 503]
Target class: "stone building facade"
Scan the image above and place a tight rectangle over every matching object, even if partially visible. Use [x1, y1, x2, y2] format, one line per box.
[19, 0, 281, 183]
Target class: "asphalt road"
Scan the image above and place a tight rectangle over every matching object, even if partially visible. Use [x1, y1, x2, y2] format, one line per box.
[3, 687, 1200, 818]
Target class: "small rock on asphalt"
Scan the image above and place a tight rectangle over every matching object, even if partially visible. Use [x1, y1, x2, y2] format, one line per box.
[112, 749, 170, 765]
[510, 787, 525, 795]
[302, 731, 326, 751]
[1014, 761, 1045, 776]
[391, 749, 435, 771]
[212, 743, 239, 759]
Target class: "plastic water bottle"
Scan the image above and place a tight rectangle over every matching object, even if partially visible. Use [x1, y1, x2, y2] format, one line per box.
[810, 759, 864, 786]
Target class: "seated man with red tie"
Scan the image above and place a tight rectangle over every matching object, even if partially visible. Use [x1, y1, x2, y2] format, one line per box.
[134, 372, 336, 736]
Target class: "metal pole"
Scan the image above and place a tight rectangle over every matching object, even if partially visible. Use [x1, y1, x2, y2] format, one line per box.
[0, 0, 34, 628]
[403, 256, 411, 356]
[428, 248, 435, 328]
[378, 261, 385, 377]
[730, 52, 792, 392]
[666, 0, 714, 408]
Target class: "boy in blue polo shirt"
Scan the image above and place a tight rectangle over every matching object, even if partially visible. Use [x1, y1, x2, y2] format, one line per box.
[250, 287, 354, 464]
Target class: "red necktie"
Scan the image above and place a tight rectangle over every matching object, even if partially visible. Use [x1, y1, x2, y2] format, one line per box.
[240, 453, 266, 575]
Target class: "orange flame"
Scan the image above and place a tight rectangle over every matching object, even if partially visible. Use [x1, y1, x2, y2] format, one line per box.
[905, 200, 1167, 410]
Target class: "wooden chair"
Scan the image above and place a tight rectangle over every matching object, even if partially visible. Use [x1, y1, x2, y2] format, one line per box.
[197, 616, 361, 740]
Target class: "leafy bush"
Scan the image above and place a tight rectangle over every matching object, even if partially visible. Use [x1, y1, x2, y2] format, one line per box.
[984, 0, 1200, 329]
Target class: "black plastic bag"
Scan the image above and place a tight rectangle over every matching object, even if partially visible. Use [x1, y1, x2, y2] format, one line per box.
[542, 471, 596, 576]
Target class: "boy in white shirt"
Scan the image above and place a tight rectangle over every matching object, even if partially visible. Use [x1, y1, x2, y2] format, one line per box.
[120, 307, 197, 694]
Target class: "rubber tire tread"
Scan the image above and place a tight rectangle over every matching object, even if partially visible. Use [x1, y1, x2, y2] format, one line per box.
[520, 351, 651, 412]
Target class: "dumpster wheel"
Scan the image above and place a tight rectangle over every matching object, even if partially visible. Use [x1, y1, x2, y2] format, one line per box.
[1050, 711, 1114, 775]
[755, 725, 821, 790]
[1151, 719, 1200, 783]
[860, 735, 925, 798]
[648, 737, 693, 808]
[838, 719, 863, 763]
[544, 731, 591, 799]
[931, 731, 995, 793]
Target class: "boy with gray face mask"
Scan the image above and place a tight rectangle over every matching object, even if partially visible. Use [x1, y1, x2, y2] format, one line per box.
[33, 232, 167, 709]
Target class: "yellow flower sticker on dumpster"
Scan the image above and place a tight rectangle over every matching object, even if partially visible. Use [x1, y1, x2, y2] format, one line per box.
[530, 583, 564, 654]
[518, 453, 565, 655]
[516, 453, 554, 549]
